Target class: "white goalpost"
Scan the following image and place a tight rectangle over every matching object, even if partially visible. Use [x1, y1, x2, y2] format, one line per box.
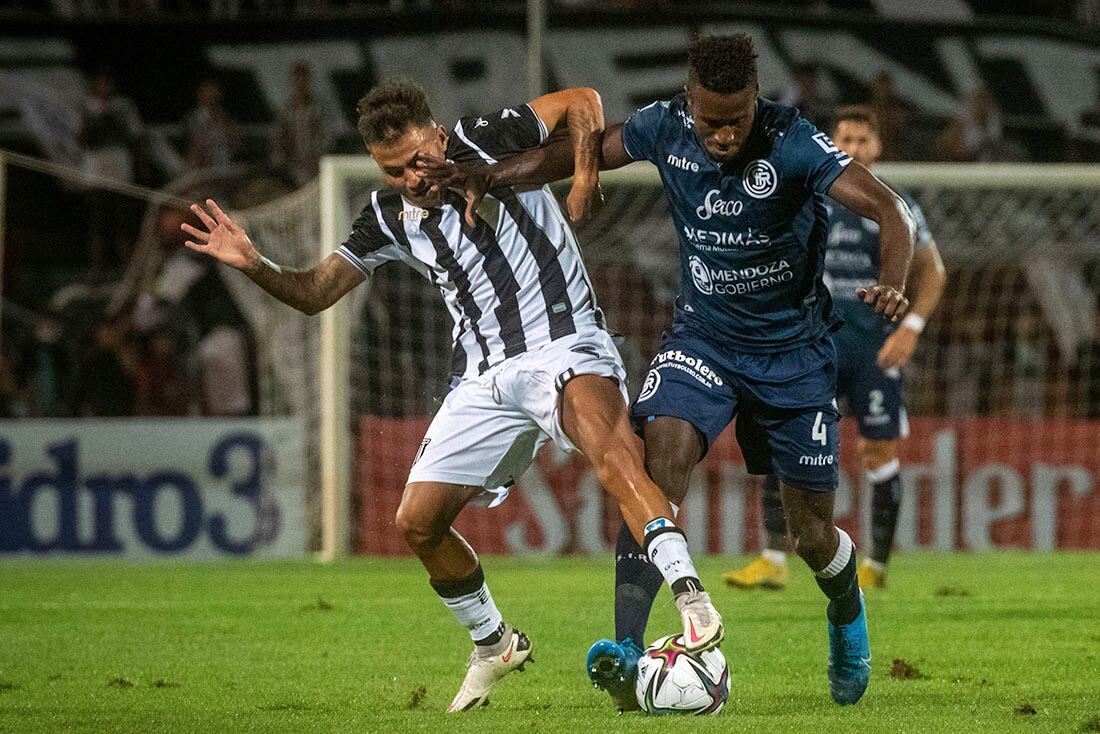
[290, 159, 1100, 558]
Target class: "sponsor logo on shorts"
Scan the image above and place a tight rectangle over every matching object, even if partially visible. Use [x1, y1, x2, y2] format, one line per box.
[742, 159, 778, 199]
[413, 438, 431, 465]
[638, 369, 661, 402]
[798, 453, 836, 466]
[652, 349, 724, 388]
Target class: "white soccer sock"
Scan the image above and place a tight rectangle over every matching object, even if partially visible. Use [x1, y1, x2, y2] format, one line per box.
[438, 582, 504, 644]
[866, 458, 900, 484]
[644, 519, 701, 591]
[762, 548, 788, 566]
[816, 527, 854, 579]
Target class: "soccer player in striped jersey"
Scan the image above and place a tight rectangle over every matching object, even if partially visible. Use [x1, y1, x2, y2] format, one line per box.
[420, 34, 918, 709]
[180, 82, 722, 713]
[724, 106, 946, 592]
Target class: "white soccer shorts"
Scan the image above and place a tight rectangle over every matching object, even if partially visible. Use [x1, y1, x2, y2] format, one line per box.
[406, 329, 628, 507]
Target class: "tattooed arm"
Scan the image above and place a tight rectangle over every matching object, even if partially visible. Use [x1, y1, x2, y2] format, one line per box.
[181, 199, 364, 315]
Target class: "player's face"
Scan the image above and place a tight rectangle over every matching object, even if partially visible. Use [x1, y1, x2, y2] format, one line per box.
[369, 124, 448, 207]
[686, 82, 758, 163]
[832, 120, 882, 167]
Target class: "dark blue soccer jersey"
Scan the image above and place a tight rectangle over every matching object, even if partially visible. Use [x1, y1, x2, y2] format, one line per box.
[621, 94, 852, 352]
[823, 188, 933, 341]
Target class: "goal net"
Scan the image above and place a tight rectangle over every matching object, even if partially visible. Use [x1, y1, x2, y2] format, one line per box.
[222, 160, 1100, 557]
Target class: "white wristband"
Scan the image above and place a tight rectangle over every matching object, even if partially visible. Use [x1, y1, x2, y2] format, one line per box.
[259, 254, 282, 274]
[901, 313, 926, 334]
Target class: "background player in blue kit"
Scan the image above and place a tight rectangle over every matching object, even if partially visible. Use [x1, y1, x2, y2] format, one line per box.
[419, 34, 919, 709]
[725, 106, 946, 592]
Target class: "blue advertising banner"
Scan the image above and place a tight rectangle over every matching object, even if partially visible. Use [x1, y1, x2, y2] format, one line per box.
[0, 419, 306, 558]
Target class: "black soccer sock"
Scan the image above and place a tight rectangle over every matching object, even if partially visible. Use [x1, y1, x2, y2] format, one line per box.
[614, 521, 664, 644]
[870, 473, 903, 565]
[761, 474, 788, 552]
[814, 528, 862, 626]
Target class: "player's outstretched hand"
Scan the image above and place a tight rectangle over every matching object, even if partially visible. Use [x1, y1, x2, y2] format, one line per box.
[416, 155, 491, 228]
[181, 199, 259, 271]
[856, 284, 908, 322]
[877, 326, 918, 369]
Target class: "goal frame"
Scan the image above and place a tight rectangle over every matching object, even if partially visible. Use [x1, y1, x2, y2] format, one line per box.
[315, 157, 1100, 561]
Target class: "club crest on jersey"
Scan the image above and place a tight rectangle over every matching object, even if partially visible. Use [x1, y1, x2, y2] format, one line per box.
[742, 159, 778, 199]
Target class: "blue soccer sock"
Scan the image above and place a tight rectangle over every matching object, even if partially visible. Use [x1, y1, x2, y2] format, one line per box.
[613, 521, 664, 644]
[761, 474, 788, 553]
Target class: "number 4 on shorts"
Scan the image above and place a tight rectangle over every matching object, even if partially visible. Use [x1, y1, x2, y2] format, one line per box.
[812, 411, 827, 446]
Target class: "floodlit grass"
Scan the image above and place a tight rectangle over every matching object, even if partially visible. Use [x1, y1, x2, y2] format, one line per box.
[0, 553, 1098, 733]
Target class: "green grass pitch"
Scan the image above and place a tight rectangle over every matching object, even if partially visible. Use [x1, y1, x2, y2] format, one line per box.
[1, 553, 1098, 733]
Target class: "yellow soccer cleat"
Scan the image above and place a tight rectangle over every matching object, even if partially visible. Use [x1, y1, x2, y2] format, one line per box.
[857, 559, 887, 589]
[723, 556, 788, 590]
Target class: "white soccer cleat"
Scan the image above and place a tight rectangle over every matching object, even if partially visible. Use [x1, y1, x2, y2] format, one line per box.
[676, 590, 724, 652]
[447, 627, 533, 712]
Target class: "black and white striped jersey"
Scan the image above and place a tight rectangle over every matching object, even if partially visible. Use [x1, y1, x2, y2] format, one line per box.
[336, 103, 605, 385]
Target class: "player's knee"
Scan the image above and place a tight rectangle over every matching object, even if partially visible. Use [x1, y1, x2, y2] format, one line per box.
[643, 448, 695, 504]
[860, 439, 899, 473]
[788, 515, 833, 560]
[394, 506, 444, 555]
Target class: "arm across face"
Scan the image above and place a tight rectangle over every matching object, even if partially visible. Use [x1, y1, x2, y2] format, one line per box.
[417, 88, 635, 226]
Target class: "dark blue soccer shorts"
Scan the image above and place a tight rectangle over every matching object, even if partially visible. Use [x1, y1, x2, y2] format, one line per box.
[833, 330, 908, 442]
[631, 326, 841, 492]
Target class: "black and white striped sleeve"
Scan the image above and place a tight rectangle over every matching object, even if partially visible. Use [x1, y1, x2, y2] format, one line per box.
[336, 201, 404, 276]
[447, 103, 548, 165]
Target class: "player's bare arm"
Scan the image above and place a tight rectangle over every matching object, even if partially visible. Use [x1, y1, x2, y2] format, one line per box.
[181, 199, 364, 315]
[526, 88, 607, 220]
[827, 163, 915, 320]
[419, 113, 633, 227]
[876, 240, 946, 369]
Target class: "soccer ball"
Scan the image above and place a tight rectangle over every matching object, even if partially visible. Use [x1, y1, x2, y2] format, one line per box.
[635, 634, 730, 715]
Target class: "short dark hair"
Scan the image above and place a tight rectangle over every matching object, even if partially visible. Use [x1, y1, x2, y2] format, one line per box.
[356, 81, 435, 147]
[832, 105, 880, 135]
[688, 34, 758, 94]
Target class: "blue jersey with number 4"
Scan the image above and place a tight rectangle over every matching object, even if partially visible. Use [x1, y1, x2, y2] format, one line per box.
[621, 94, 852, 352]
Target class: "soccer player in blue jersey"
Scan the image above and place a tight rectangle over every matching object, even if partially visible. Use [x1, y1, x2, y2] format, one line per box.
[419, 34, 918, 708]
[725, 105, 946, 592]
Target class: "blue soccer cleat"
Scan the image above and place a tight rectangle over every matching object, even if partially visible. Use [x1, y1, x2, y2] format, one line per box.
[586, 637, 643, 713]
[827, 590, 871, 705]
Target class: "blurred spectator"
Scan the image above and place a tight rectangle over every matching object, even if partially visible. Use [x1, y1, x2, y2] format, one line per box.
[271, 62, 334, 186]
[0, 353, 29, 418]
[778, 63, 835, 130]
[77, 68, 146, 269]
[69, 311, 138, 417]
[132, 206, 256, 416]
[933, 83, 1027, 162]
[1077, 89, 1100, 161]
[133, 325, 192, 416]
[1075, 304, 1100, 418]
[183, 79, 239, 170]
[867, 72, 911, 161]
